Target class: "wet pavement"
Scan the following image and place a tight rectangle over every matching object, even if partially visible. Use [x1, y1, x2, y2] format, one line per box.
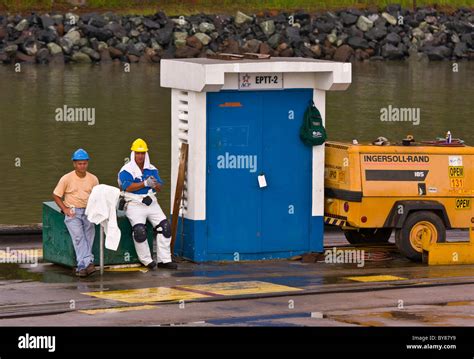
[1, 230, 474, 326]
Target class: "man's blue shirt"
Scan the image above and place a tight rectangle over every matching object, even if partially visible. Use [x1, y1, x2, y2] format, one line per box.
[119, 168, 163, 194]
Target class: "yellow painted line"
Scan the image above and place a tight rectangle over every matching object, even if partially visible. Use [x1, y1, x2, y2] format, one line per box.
[344, 275, 407, 282]
[178, 281, 302, 296]
[79, 305, 156, 315]
[82, 281, 302, 304]
[105, 267, 148, 273]
[446, 301, 474, 307]
[82, 287, 209, 304]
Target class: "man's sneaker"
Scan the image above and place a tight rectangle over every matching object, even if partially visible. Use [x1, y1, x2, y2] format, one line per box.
[75, 269, 88, 277]
[157, 262, 178, 270]
[86, 263, 96, 276]
[146, 260, 157, 270]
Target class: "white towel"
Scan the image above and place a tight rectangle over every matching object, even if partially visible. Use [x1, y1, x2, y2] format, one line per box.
[85, 184, 121, 251]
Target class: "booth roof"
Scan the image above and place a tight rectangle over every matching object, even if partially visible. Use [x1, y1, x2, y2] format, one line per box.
[160, 57, 352, 92]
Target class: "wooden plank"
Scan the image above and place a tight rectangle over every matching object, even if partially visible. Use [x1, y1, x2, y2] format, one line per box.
[171, 143, 189, 254]
[207, 53, 244, 60]
[242, 52, 271, 59]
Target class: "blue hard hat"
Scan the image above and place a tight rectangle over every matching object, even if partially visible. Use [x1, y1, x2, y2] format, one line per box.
[71, 148, 90, 161]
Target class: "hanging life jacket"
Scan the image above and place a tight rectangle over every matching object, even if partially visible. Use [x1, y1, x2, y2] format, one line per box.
[299, 101, 327, 146]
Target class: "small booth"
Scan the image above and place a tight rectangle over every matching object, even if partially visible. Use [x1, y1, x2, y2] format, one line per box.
[161, 57, 352, 262]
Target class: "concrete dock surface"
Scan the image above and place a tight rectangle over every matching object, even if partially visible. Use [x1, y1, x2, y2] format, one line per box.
[0, 230, 473, 326]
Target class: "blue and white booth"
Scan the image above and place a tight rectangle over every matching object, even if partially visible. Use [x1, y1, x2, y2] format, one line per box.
[160, 57, 351, 262]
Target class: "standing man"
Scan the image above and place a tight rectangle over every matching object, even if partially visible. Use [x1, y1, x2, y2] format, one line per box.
[118, 138, 177, 270]
[53, 149, 99, 277]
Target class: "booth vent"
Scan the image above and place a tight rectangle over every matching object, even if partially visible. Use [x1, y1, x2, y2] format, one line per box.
[177, 91, 189, 216]
[177, 91, 189, 144]
[180, 177, 188, 216]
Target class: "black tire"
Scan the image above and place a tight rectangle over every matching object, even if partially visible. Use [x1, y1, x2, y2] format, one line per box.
[343, 228, 392, 245]
[395, 211, 446, 262]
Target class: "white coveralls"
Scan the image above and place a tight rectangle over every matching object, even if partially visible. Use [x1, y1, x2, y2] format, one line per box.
[124, 191, 171, 265]
[118, 152, 172, 266]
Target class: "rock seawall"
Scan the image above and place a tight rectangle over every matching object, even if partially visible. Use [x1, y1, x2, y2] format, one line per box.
[0, 5, 473, 64]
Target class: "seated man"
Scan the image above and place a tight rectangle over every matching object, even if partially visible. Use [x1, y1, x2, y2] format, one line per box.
[118, 138, 177, 270]
[53, 149, 99, 277]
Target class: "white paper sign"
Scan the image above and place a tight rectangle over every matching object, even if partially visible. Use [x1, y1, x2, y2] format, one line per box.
[258, 174, 267, 188]
[239, 73, 283, 90]
[449, 156, 463, 166]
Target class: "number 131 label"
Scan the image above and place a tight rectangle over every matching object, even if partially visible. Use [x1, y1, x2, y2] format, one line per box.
[450, 178, 464, 188]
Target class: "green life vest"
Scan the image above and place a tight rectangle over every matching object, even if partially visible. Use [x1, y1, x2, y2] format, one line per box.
[299, 100, 327, 146]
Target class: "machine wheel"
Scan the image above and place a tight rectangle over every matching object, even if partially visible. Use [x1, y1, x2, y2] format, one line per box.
[343, 228, 392, 244]
[395, 211, 446, 262]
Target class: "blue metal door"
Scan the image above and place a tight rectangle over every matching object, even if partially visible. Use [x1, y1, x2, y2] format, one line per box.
[261, 89, 313, 252]
[207, 89, 313, 258]
[207, 91, 262, 254]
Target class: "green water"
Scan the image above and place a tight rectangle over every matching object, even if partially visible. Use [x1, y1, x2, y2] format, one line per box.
[0, 61, 472, 224]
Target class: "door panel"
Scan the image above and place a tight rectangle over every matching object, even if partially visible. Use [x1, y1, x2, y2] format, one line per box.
[206, 89, 313, 255]
[207, 91, 262, 254]
[261, 90, 313, 252]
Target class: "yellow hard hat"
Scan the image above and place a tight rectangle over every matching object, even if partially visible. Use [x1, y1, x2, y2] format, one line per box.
[130, 138, 148, 152]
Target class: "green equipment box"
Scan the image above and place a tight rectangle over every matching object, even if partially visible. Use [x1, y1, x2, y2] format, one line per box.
[42, 201, 154, 268]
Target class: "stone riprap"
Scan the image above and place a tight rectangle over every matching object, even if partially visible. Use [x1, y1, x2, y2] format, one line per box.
[0, 6, 473, 64]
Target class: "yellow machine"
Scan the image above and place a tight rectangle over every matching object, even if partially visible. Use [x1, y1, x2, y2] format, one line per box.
[324, 140, 474, 262]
